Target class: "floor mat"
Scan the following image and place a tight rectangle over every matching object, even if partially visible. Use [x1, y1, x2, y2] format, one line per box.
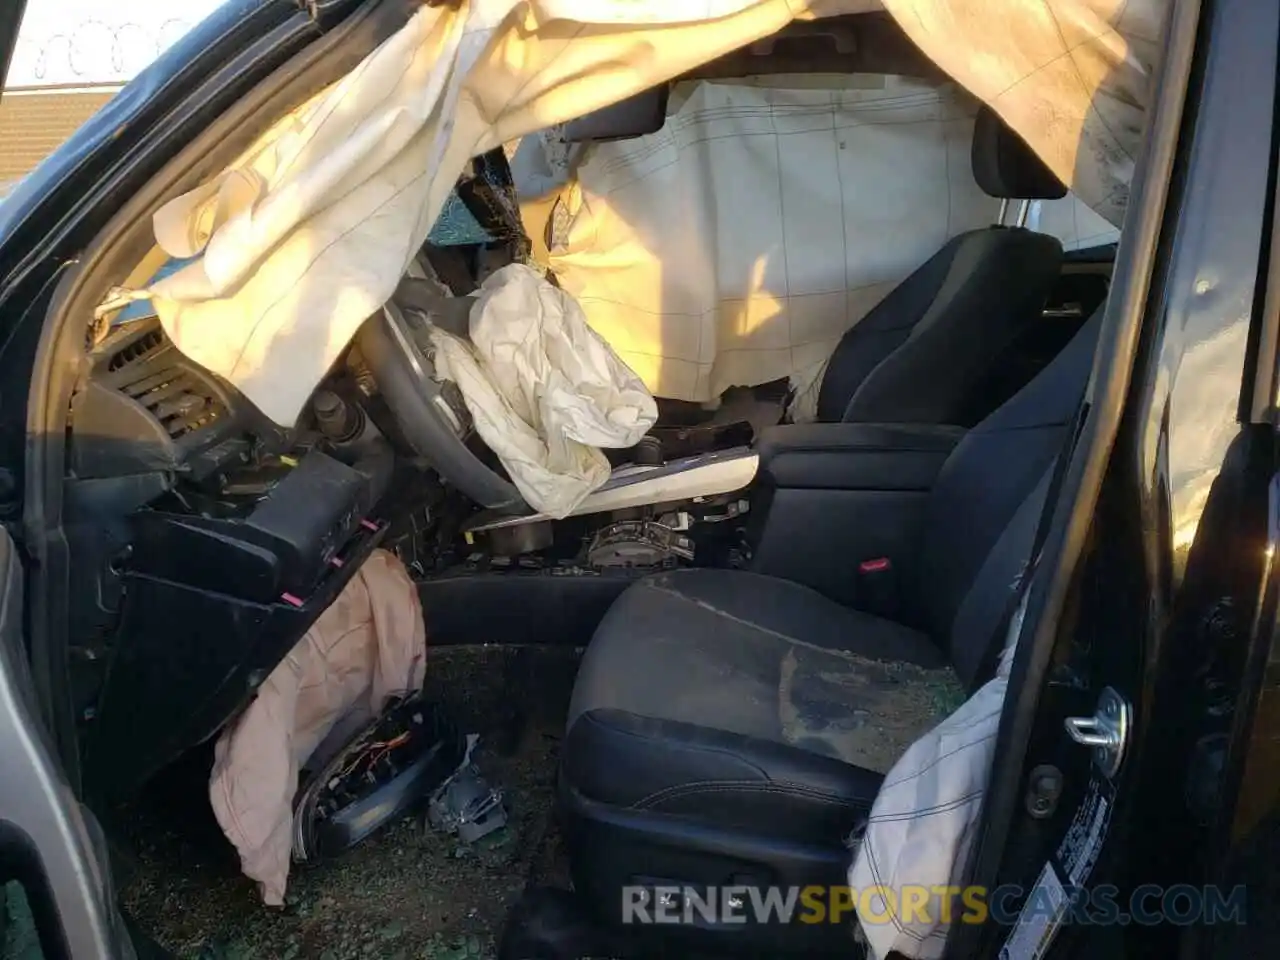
[117, 645, 579, 960]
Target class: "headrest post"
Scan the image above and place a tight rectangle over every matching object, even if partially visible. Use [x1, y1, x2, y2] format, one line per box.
[997, 198, 1010, 226]
[1014, 199, 1030, 228]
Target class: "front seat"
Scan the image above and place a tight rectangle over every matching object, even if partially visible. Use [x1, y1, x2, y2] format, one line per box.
[558, 310, 1101, 955]
[814, 106, 1069, 427]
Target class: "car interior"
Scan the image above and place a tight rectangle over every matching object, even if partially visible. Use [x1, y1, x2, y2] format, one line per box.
[44, 12, 1119, 958]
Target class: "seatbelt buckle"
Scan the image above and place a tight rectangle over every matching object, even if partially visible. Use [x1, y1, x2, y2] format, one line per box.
[856, 556, 897, 617]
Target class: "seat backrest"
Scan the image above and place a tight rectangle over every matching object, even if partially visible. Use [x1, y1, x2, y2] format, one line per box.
[914, 308, 1102, 689]
[815, 107, 1069, 426]
[834, 227, 1064, 425]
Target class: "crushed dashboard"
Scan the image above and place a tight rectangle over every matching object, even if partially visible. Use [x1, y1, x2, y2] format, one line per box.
[67, 317, 399, 798]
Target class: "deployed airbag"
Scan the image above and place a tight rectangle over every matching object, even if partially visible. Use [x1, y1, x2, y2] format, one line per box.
[543, 78, 1116, 412]
[849, 592, 1029, 960]
[130, 0, 1163, 426]
[209, 550, 426, 906]
[430, 264, 657, 518]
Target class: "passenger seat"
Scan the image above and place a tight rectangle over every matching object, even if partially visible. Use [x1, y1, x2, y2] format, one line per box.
[558, 308, 1102, 955]
[815, 106, 1069, 427]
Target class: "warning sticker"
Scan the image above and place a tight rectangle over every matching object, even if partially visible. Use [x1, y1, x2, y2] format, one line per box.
[1057, 776, 1114, 886]
[999, 862, 1069, 960]
[1000, 776, 1115, 959]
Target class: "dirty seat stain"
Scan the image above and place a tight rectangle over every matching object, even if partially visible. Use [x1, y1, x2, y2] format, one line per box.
[778, 648, 966, 774]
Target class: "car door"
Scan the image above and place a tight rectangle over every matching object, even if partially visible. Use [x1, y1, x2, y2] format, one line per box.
[1095, 0, 1280, 955]
[0, 525, 138, 958]
[2, 10, 137, 957]
[943, 0, 1280, 957]
[2, 11, 135, 958]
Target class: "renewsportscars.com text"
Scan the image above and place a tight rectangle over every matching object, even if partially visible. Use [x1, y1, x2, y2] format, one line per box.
[621, 883, 1247, 927]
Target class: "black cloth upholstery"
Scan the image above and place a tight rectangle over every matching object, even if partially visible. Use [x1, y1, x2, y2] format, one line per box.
[561, 314, 1102, 889]
[912, 309, 1100, 664]
[814, 232, 966, 422]
[812, 106, 1068, 427]
[756, 422, 965, 490]
[831, 227, 1064, 425]
[566, 569, 943, 838]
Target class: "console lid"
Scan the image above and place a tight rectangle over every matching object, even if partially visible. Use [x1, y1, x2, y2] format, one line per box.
[757, 422, 966, 490]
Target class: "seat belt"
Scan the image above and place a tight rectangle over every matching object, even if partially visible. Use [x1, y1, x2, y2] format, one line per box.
[975, 400, 1089, 683]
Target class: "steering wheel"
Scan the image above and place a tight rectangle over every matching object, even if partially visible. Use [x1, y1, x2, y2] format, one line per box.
[355, 291, 524, 512]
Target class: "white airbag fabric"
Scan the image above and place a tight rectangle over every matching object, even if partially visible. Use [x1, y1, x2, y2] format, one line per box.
[140, 0, 1163, 426]
[430, 264, 657, 517]
[849, 591, 1029, 960]
[209, 550, 426, 906]
[543, 78, 1117, 412]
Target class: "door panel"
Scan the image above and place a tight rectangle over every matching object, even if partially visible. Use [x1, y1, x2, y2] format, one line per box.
[0, 528, 131, 958]
[954, 0, 1280, 956]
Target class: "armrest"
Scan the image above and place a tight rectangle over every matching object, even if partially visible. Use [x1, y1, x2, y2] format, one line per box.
[748, 423, 964, 610]
[758, 423, 966, 490]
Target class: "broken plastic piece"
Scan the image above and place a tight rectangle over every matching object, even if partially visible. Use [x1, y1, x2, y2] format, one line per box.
[293, 693, 465, 863]
[429, 768, 507, 843]
[428, 736, 508, 843]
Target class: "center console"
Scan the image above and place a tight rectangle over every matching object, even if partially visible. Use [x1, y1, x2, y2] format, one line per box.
[747, 422, 965, 609]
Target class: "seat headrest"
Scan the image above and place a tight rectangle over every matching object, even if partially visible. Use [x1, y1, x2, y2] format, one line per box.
[971, 106, 1067, 201]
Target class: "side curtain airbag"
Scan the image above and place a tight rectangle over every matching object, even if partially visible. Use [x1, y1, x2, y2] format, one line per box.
[120, 0, 1161, 426]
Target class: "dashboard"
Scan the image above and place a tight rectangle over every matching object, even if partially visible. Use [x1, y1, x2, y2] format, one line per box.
[68, 317, 398, 798]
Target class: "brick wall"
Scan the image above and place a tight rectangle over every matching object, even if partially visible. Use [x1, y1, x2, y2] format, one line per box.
[0, 85, 119, 185]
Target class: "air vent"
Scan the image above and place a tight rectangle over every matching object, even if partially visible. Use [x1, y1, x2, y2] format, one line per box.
[107, 328, 165, 371]
[98, 325, 230, 440]
[74, 324, 240, 478]
[120, 366, 227, 439]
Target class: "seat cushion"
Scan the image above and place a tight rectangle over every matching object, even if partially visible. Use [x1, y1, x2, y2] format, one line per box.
[564, 570, 967, 841]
